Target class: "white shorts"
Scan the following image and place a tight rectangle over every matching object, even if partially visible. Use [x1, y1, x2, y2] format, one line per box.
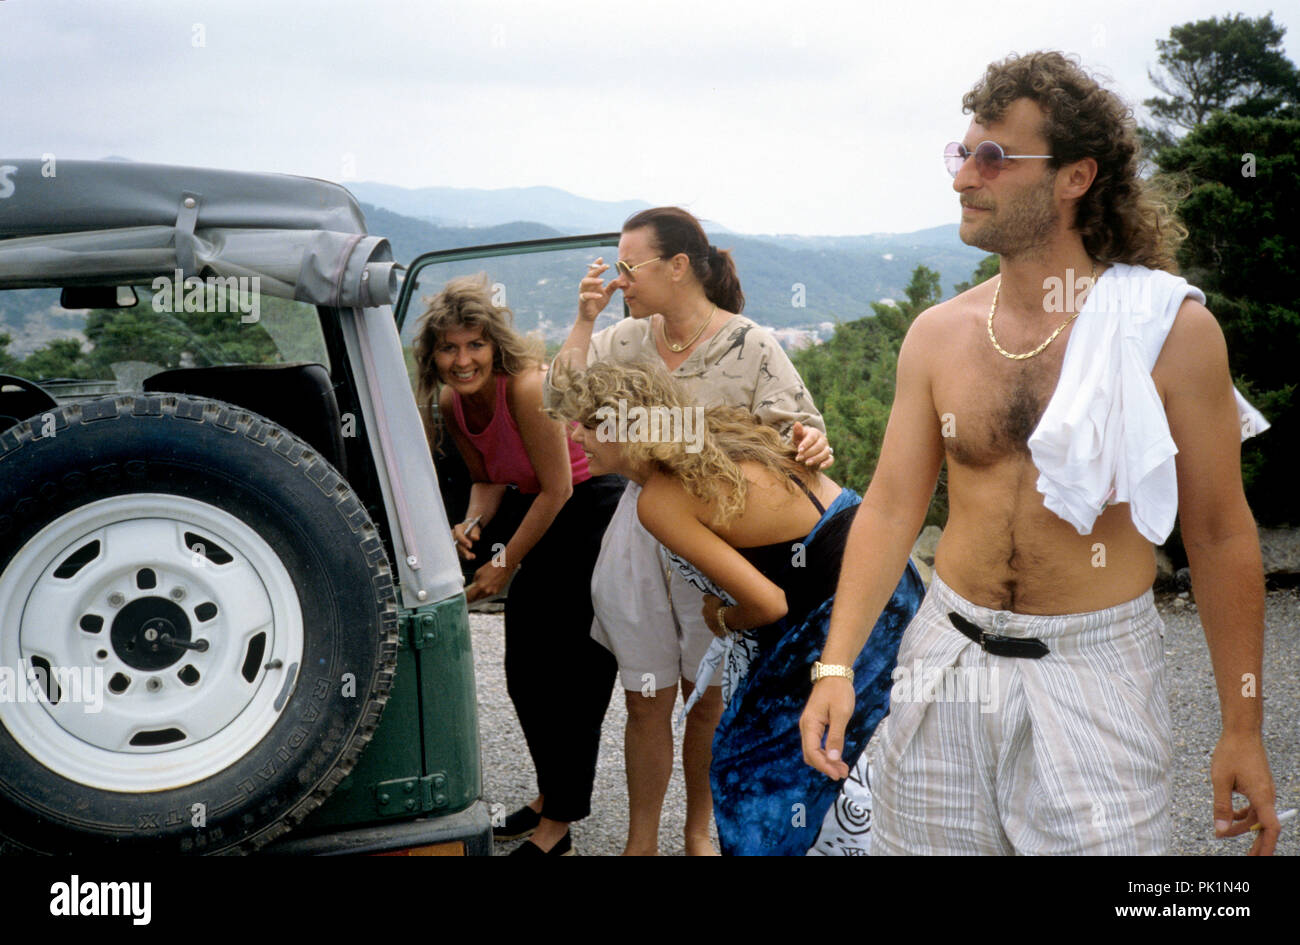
[590, 482, 718, 692]
[869, 573, 1172, 855]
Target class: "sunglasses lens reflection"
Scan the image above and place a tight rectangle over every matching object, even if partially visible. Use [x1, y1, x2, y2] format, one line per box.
[974, 141, 1006, 178]
[946, 142, 1010, 179]
[943, 142, 964, 177]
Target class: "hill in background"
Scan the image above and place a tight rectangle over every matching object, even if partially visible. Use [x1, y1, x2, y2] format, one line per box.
[346, 182, 655, 233]
[354, 185, 984, 338]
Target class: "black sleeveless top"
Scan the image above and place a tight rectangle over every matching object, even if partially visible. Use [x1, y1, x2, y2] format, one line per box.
[733, 477, 858, 629]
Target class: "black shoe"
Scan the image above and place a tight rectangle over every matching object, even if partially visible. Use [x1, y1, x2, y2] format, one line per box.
[507, 830, 573, 857]
[493, 805, 541, 841]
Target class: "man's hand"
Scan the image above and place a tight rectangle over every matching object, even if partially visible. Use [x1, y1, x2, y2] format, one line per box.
[1211, 731, 1279, 855]
[799, 677, 854, 780]
[466, 558, 514, 603]
[792, 421, 834, 469]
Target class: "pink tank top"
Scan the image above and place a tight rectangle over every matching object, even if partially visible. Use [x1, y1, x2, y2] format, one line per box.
[451, 373, 590, 494]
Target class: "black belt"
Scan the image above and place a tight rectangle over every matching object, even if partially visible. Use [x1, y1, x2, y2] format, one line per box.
[947, 612, 1049, 659]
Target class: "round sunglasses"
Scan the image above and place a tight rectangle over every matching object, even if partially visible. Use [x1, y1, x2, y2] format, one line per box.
[944, 141, 1052, 179]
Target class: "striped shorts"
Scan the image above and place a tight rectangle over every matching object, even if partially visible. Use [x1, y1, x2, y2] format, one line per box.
[869, 573, 1172, 855]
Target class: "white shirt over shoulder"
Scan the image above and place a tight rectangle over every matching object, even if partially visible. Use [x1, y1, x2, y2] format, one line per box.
[1028, 262, 1268, 545]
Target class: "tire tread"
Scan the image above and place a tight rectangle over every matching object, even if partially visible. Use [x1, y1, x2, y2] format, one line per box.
[0, 393, 401, 854]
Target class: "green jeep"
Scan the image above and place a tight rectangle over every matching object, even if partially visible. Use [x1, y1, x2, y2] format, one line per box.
[0, 159, 493, 855]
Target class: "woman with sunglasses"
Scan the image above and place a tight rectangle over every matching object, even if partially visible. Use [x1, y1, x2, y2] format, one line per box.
[548, 360, 921, 855]
[554, 206, 832, 855]
[413, 274, 624, 856]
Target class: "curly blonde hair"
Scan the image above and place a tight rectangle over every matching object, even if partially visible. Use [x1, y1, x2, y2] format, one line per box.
[412, 273, 545, 443]
[547, 360, 815, 525]
[964, 51, 1187, 272]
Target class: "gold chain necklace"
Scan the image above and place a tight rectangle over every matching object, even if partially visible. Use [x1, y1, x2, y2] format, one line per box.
[987, 263, 1096, 360]
[661, 305, 716, 353]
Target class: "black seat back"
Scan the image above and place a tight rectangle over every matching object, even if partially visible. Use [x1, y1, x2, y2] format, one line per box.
[143, 363, 347, 476]
[0, 375, 59, 433]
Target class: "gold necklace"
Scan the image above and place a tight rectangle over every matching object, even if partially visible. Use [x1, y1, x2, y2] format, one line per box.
[987, 263, 1097, 360]
[661, 305, 716, 353]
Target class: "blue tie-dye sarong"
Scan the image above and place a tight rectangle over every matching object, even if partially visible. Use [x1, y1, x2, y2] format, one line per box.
[670, 488, 924, 855]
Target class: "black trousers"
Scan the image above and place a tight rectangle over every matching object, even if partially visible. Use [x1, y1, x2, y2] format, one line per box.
[503, 474, 623, 823]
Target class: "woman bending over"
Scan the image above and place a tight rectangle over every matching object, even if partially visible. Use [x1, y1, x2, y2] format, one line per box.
[549, 360, 923, 855]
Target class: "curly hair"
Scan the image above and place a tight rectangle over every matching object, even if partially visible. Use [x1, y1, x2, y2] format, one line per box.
[547, 360, 814, 525]
[963, 51, 1187, 271]
[411, 273, 545, 442]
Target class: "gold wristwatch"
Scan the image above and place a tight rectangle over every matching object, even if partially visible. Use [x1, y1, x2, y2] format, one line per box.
[810, 661, 854, 684]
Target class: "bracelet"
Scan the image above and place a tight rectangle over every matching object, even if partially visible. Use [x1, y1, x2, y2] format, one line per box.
[810, 661, 854, 684]
[712, 604, 734, 638]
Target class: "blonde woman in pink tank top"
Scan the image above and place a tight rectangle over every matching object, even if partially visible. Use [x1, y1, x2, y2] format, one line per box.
[414, 274, 624, 856]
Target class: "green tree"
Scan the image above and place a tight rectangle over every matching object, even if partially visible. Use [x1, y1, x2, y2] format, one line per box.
[80, 296, 282, 376]
[1156, 111, 1299, 524]
[952, 254, 999, 294]
[0, 332, 19, 374]
[18, 337, 98, 380]
[1139, 14, 1299, 524]
[1144, 12, 1300, 143]
[794, 264, 948, 526]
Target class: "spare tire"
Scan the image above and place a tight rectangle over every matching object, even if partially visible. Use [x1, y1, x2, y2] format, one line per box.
[0, 394, 398, 854]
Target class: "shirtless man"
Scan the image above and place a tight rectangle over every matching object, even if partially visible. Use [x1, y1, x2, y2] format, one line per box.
[800, 51, 1279, 855]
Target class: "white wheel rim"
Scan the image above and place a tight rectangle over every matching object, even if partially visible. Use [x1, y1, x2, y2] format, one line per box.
[0, 494, 304, 792]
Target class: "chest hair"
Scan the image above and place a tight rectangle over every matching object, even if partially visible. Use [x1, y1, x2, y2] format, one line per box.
[947, 351, 1064, 467]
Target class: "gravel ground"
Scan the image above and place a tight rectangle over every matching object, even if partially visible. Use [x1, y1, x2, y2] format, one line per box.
[1162, 588, 1298, 856]
[473, 588, 1299, 856]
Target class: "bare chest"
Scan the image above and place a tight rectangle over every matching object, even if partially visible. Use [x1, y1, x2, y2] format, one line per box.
[935, 337, 1068, 468]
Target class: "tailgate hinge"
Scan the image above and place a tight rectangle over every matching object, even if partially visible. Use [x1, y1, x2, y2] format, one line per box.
[373, 772, 454, 817]
[398, 610, 443, 650]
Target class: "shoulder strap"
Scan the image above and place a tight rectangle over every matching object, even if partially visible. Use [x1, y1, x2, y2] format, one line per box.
[787, 472, 825, 515]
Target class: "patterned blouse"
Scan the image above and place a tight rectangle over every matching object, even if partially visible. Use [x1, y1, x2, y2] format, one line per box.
[587, 314, 825, 438]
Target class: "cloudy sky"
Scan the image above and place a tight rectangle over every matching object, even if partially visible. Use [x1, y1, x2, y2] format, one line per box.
[5, 0, 1297, 235]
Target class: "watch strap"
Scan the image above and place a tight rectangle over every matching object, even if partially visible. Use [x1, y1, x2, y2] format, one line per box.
[811, 661, 854, 684]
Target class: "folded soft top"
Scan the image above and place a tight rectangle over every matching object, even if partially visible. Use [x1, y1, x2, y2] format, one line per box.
[0, 159, 399, 307]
